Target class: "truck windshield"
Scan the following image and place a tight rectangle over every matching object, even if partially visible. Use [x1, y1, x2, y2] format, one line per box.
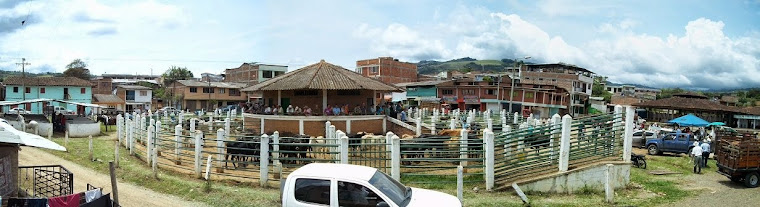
[368, 171, 409, 206]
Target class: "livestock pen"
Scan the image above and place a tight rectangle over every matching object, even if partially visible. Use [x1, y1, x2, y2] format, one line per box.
[112, 106, 633, 190]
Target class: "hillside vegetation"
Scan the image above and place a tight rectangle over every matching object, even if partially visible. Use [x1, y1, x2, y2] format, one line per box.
[417, 57, 533, 74]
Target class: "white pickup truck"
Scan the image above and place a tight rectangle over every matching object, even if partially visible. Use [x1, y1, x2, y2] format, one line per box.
[281, 163, 461, 207]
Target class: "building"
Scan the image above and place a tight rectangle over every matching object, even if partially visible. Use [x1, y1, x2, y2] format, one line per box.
[169, 80, 247, 111]
[224, 63, 288, 101]
[101, 74, 160, 81]
[91, 77, 113, 95]
[633, 93, 738, 124]
[114, 85, 152, 113]
[720, 96, 739, 106]
[435, 73, 569, 118]
[3, 77, 93, 114]
[395, 80, 447, 108]
[92, 94, 125, 110]
[201, 73, 224, 82]
[521, 63, 594, 116]
[604, 83, 660, 100]
[356, 57, 418, 84]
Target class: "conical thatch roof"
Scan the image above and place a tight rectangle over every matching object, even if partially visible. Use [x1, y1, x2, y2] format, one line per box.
[242, 60, 402, 92]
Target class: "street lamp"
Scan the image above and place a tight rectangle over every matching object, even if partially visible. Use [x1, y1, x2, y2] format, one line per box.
[508, 56, 531, 114]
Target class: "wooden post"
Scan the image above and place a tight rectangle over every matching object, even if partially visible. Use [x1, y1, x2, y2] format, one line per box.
[65, 130, 69, 147]
[109, 162, 119, 206]
[114, 139, 119, 168]
[147, 126, 154, 165]
[89, 135, 93, 161]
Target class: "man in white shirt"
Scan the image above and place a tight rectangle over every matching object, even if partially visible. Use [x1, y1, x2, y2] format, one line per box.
[701, 140, 711, 167]
[692, 141, 703, 174]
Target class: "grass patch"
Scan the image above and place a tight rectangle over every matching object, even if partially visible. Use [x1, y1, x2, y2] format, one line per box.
[46, 133, 280, 207]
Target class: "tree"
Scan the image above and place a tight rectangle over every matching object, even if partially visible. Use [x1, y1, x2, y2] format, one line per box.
[63, 59, 91, 80]
[591, 76, 612, 102]
[161, 66, 194, 86]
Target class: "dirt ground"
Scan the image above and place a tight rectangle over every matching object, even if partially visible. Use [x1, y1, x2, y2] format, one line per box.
[18, 146, 208, 207]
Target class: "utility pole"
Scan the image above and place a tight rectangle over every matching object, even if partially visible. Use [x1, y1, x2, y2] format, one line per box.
[508, 56, 531, 114]
[16, 58, 30, 101]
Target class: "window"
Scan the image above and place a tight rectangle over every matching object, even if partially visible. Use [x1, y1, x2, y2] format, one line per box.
[140, 91, 148, 96]
[337, 90, 360, 96]
[229, 89, 241, 96]
[275, 71, 285, 77]
[664, 135, 675, 141]
[338, 181, 386, 207]
[263, 70, 273, 78]
[13, 87, 18, 93]
[442, 89, 454, 95]
[294, 178, 330, 206]
[468, 82, 476, 86]
[25, 87, 30, 93]
[80, 88, 86, 94]
[552, 79, 557, 82]
[486, 89, 495, 95]
[40, 88, 45, 94]
[511, 91, 519, 98]
[203, 87, 214, 93]
[219, 88, 226, 94]
[462, 89, 475, 95]
[538, 78, 544, 81]
[190, 87, 197, 93]
[633, 132, 643, 136]
[370, 66, 378, 73]
[677, 134, 688, 141]
[295, 90, 319, 96]
[525, 92, 534, 98]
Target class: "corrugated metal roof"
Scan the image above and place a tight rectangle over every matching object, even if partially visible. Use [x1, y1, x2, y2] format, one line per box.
[395, 80, 448, 88]
[116, 85, 152, 90]
[176, 80, 247, 88]
[242, 60, 402, 92]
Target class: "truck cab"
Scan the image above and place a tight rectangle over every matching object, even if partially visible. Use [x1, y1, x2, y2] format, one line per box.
[281, 163, 461, 207]
[646, 132, 703, 155]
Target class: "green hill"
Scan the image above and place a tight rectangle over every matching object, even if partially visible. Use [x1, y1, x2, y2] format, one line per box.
[0, 70, 63, 82]
[417, 57, 533, 74]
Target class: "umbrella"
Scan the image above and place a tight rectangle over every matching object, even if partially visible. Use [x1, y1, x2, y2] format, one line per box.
[667, 114, 710, 127]
[708, 122, 726, 126]
[0, 119, 66, 151]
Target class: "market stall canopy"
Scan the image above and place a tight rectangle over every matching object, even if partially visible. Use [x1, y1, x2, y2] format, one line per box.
[0, 119, 66, 151]
[708, 122, 726, 126]
[242, 60, 402, 92]
[667, 114, 710, 127]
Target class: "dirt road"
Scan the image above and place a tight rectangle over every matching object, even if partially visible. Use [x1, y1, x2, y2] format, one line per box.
[18, 146, 208, 207]
[663, 159, 760, 207]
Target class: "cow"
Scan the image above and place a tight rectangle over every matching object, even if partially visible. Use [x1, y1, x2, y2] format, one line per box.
[224, 134, 259, 169]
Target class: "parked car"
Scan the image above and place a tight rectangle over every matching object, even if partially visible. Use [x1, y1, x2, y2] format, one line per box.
[54, 106, 74, 115]
[281, 163, 461, 207]
[632, 130, 656, 148]
[220, 105, 241, 113]
[101, 108, 123, 115]
[8, 108, 30, 115]
[645, 132, 705, 155]
[157, 107, 178, 115]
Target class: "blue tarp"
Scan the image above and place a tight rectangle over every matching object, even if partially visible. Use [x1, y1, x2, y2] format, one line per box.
[667, 114, 710, 127]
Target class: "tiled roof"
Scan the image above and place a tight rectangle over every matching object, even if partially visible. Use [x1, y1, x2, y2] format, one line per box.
[395, 80, 448, 87]
[4, 76, 93, 87]
[611, 96, 642, 106]
[242, 60, 402, 92]
[176, 80, 247, 89]
[720, 95, 738, 103]
[672, 92, 708, 99]
[633, 96, 740, 112]
[93, 94, 124, 103]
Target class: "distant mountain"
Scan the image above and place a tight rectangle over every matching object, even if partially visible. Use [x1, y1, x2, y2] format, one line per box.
[417, 57, 535, 74]
[0, 70, 63, 82]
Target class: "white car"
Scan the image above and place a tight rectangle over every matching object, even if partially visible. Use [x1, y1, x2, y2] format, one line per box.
[8, 108, 30, 114]
[281, 163, 461, 207]
[54, 106, 74, 115]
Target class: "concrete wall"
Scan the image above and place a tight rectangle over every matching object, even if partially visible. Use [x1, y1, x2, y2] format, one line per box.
[519, 161, 630, 194]
[66, 122, 101, 137]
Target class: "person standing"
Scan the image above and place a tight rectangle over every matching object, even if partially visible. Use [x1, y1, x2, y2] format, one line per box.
[692, 141, 703, 174]
[701, 140, 711, 167]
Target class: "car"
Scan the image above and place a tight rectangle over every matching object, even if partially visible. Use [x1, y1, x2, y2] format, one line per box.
[101, 108, 123, 115]
[645, 132, 706, 155]
[54, 106, 74, 115]
[220, 105, 241, 113]
[157, 107, 178, 115]
[8, 108, 31, 114]
[632, 130, 656, 148]
[281, 163, 461, 207]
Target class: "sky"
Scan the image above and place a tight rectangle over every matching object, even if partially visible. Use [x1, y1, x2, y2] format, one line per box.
[0, 0, 758, 90]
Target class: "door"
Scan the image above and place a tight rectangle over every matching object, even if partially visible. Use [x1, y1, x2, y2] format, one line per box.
[291, 178, 332, 207]
[337, 181, 393, 207]
[661, 134, 677, 151]
[675, 133, 690, 152]
[281, 98, 291, 109]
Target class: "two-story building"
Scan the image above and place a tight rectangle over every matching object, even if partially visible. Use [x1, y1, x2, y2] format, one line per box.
[3, 77, 93, 114]
[169, 80, 247, 111]
[224, 63, 288, 101]
[395, 80, 447, 108]
[356, 57, 418, 84]
[114, 85, 152, 113]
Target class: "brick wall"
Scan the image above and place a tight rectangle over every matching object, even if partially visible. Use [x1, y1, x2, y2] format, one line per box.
[356, 57, 418, 84]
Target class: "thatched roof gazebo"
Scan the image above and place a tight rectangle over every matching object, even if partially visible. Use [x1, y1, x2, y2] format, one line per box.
[242, 60, 402, 113]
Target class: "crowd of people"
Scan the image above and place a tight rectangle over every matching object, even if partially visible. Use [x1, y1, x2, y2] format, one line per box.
[240, 101, 428, 121]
